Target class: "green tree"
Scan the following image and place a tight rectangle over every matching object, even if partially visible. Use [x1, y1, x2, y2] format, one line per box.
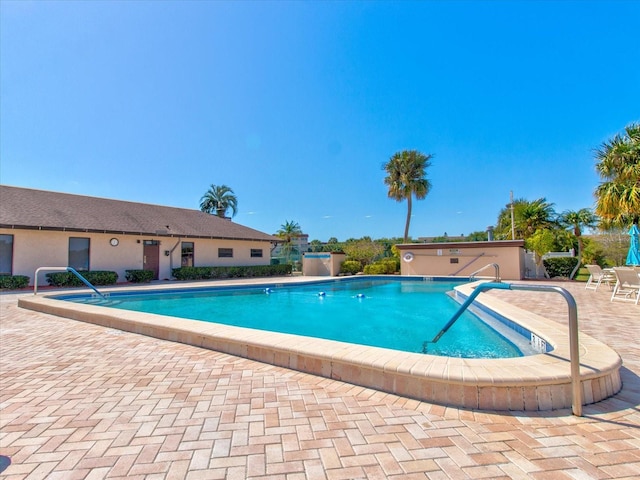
[594, 123, 640, 229]
[383, 150, 433, 243]
[343, 239, 384, 268]
[559, 208, 598, 279]
[276, 220, 302, 264]
[495, 198, 557, 240]
[200, 184, 238, 218]
[309, 240, 324, 252]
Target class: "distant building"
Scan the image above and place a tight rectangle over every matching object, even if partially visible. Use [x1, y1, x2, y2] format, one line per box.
[0, 185, 279, 285]
[271, 233, 309, 263]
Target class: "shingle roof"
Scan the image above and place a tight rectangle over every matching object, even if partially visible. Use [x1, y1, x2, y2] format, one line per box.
[0, 185, 279, 242]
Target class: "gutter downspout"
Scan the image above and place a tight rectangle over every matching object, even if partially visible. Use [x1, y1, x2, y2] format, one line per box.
[169, 238, 182, 277]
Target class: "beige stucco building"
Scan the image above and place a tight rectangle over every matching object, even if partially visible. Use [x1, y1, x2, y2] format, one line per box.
[0, 186, 279, 286]
[396, 240, 526, 280]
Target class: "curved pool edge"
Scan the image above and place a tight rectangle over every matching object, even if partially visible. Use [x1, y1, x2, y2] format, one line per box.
[17, 280, 622, 412]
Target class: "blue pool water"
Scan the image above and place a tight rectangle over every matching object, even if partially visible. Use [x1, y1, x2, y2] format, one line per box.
[62, 278, 526, 358]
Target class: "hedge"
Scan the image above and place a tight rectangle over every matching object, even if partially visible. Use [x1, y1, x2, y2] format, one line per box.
[172, 264, 292, 280]
[125, 269, 155, 283]
[340, 260, 362, 275]
[46, 270, 118, 287]
[0, 275, 30, 290]
[543, 257, 580, 278]
[363, 258, 399, 275]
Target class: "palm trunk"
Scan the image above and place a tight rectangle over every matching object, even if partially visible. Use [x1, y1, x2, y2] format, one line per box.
[404, 195, 412, 243]
[569, 238, 583, 280]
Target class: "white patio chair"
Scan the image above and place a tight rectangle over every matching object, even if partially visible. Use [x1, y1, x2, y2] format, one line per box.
[584, 264, 616, 291]
[610, 267, 640, 305]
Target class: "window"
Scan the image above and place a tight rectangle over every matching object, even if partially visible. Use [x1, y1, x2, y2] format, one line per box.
[69, 237, 90, 271]
[181, 242, 194, 267]
[0, 234, 13, 275]
[250, 249, 263, 258]
[218, 248, 233, 258]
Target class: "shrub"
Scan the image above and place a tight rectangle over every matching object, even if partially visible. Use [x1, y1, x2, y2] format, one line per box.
[543, 257, 580, 278]
[0, 275, 30, 289]
[362, 258, 399, 275]
[46, 271, 118, 287]
[172, 264, 292, 281]
[340, 260, 362, 275]
[125, 269, 154, 283]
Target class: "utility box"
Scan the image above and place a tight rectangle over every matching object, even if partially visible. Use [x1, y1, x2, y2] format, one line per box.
[302, 252, 346, 276]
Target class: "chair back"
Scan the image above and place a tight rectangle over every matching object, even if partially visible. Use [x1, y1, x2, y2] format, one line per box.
[613, 267, 640, 287]
[585, 264, 603, 276]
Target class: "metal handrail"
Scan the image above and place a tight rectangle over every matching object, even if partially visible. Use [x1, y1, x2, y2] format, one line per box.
[428, 282, 582, 416]
[34, 266, 107, 299]
[469, 263, 501, 282]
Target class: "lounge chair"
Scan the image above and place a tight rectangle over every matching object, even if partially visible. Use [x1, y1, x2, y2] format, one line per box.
[584, 264, 616, 291]
[610, 267, 640, 305]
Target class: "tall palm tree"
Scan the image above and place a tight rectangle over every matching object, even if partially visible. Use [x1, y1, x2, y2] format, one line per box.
[560, 208, 598, 279]
[276, 220, 302, 264]
[383, 150, 433, 243]
[594, 123, 640, 229]
[200, 184, 238, 218]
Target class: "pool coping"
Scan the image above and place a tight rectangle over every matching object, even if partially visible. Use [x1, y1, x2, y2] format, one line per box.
[17, 277, 623, 411]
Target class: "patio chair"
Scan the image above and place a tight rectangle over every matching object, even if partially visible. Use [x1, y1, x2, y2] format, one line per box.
[610, 267, 640, 305]
[584, 264, 616, 291]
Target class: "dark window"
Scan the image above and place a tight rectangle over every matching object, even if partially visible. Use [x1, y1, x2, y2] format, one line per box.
[69, 237, 90, 271]
[181, 242, 194, 267]
[218, 248, 233, 258]
[250, 249, 263, 258]
[450, 258, 459, 264]
[0, 234, 13, 275]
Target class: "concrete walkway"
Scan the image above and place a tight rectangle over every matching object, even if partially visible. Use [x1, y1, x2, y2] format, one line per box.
[1, 280, 638, 479]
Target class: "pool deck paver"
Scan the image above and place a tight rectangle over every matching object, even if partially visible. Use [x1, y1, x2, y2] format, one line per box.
[1, 279, 639, 479]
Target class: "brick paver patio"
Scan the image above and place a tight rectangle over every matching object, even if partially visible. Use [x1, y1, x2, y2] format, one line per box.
[1, 279, 639, 479]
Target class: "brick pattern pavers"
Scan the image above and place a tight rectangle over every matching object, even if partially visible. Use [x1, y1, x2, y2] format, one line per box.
[1, 281, 639, 479]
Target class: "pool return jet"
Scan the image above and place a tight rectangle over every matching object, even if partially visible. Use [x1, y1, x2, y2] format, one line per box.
[425, 278, 584, 416]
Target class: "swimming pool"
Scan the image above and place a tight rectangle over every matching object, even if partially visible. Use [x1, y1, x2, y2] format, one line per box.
[19, 276, 623, 411]
[59, 278, 529, 359]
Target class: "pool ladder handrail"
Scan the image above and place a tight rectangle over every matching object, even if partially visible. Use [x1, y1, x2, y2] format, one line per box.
[33, 266, 107, 299]
[429, 282, 583, 416]
[468, 263, 501, 282]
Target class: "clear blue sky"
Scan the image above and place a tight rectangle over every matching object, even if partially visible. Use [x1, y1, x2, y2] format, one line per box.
[1, 1, 638, 241]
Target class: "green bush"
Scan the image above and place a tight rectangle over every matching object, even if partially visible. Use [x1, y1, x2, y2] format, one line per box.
[543, 257, 580, 278]
[46, 271, 118, 287]
[0, 275, 30, 289]
[340, 260, 362, 275]
[362, 258, 399, 275]
[125, 269, 154, 283]
[172, 264, 292, 281]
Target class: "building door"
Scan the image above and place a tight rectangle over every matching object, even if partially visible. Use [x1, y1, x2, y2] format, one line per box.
[143, 240, 160, 280]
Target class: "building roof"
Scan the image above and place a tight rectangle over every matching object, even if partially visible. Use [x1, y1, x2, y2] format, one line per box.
[0, 185, 279, 242]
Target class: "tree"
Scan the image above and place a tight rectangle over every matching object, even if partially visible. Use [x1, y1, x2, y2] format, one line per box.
[383, 150, 433, 243]
[200, 184, 238, 218]
[342, 239, 384, 268]
[559, 208, 598, 279]
[276, 220, 302, 264]
[494, 198, 557, 240]
[594, 123, 640, 229]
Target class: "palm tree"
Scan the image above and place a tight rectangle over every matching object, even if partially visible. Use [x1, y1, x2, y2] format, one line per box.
[200, 184, 238, 218]
[276, 220, 302, 264]
[594, 123, 640, 229]
[560, 208, 598, 279]
[383, 150, 433, 242]
[519, 198, 557, 239]
[494, 198, 557, 240]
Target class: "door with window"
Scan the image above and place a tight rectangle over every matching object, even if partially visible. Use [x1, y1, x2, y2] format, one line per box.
[143, 240, 160, 280]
